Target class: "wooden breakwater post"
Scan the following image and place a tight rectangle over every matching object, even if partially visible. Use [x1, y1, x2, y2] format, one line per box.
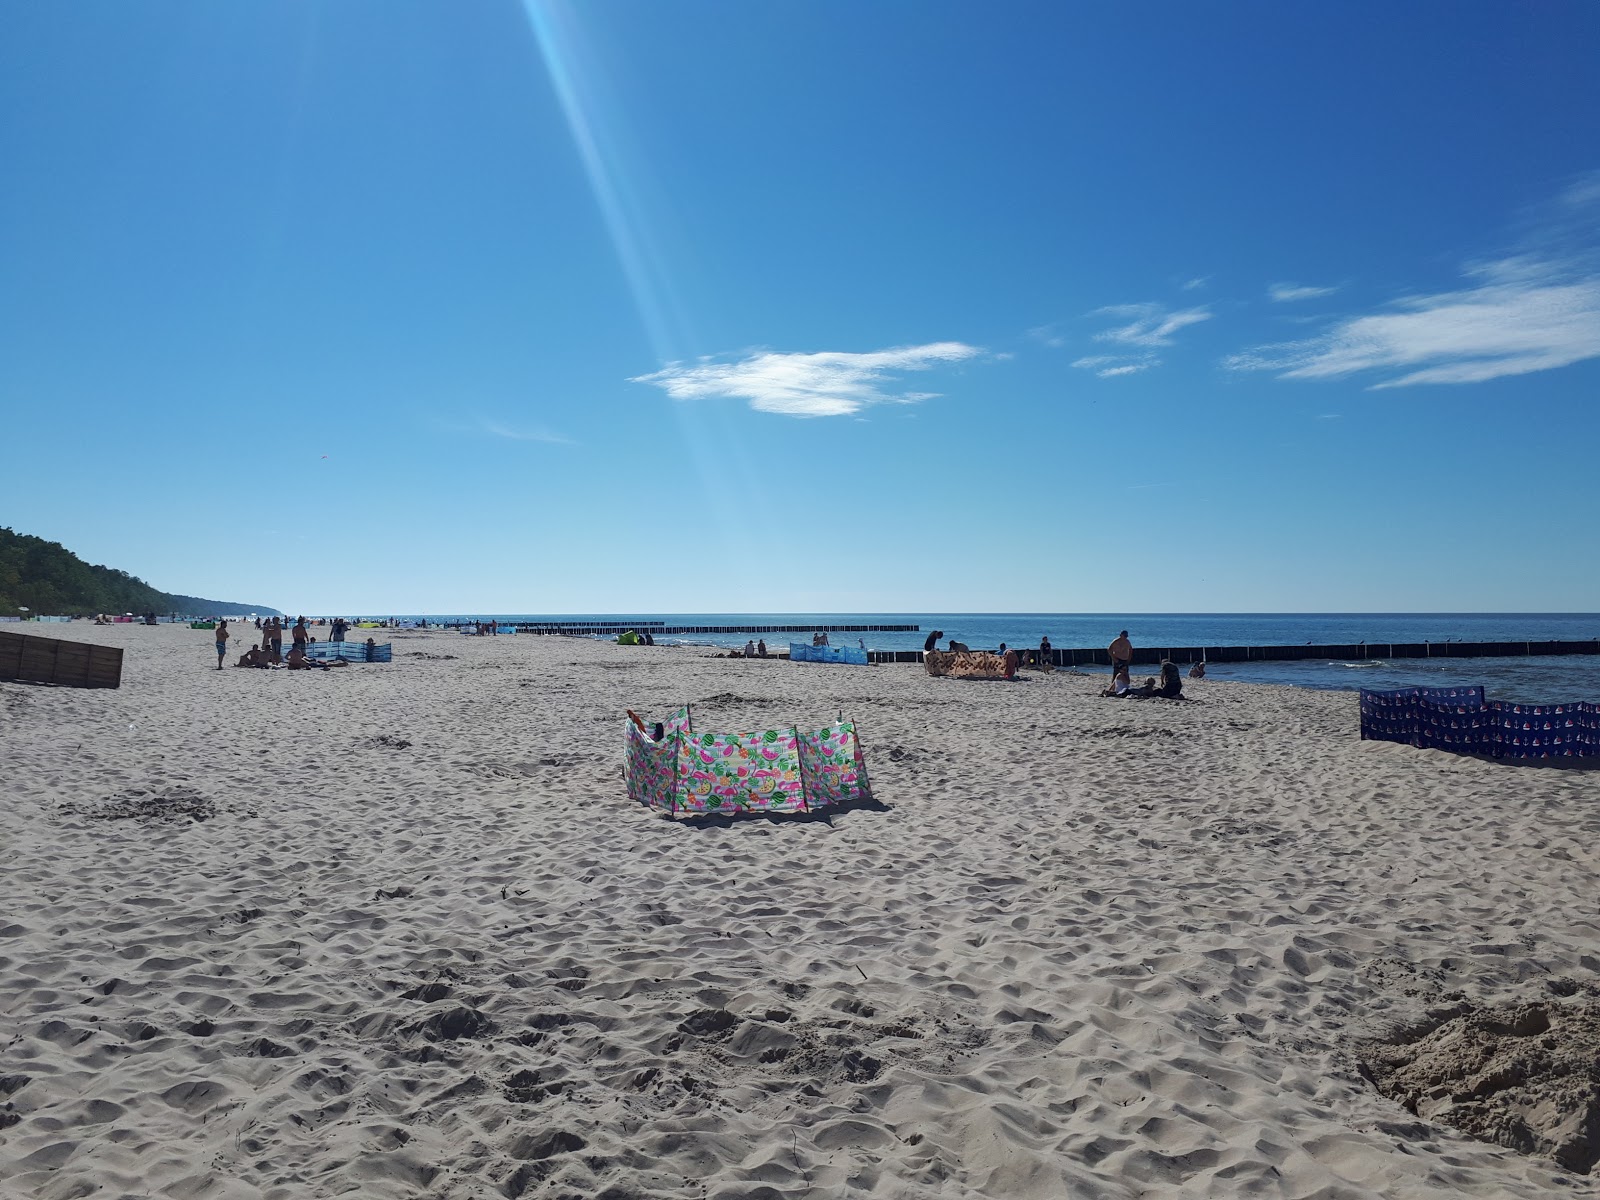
[866, 639, 1600, 667]
[0, 630, 124, 688]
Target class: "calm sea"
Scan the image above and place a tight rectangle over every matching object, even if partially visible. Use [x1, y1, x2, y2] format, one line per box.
[391, 613, 1600, 704]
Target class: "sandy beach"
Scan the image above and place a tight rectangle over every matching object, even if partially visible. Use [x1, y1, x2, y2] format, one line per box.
[3, 622, 1598, 1199]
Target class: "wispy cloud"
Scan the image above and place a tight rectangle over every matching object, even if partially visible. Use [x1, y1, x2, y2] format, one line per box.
[1231, 178, 1600, 388]
[1229, 263, 1600, 387]
[1092, 302, 1212, 347]
[1067, 300, 1210, 378]
[1269, 282, 1339, 302]
[482, 420, 574, 444]
[631, 342, 981, 417]
[1072, 355, 1152, 379]
[1182, 276, 1209, 291]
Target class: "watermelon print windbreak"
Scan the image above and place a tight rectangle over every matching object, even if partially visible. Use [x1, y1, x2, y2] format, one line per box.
[625, 706, 872, 817]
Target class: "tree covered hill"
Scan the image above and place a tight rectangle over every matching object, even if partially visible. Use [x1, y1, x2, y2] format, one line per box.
[0, 527, 281, 618]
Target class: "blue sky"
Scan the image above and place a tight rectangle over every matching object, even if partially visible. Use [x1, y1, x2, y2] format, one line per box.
[2, 1, 1598, 614]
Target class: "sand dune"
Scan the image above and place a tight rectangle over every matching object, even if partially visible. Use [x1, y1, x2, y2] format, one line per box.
[3, 623, 1598, 1198]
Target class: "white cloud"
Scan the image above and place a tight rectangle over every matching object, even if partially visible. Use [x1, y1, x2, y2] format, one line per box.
[1065, 300, 1208, 378]
[631, 342, 981, 417]
[1182, 276, 1209, 291]
[1228, 264, 1600, 387]
[1233, 179, 1600, 388]
[482, 421, 574, 444]
[1092, 302, 1212, 347]
[1269, 282, 1339, 302]
[1072, 354, 1153, 379]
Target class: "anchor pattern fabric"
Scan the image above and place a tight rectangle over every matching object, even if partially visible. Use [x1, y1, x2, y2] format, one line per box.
[1360, 687, 1600, 758]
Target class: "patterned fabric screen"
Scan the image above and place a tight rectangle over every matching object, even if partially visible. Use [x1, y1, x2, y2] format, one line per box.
[625, 707, 872, 816]
[1360, 687, 1599, 759]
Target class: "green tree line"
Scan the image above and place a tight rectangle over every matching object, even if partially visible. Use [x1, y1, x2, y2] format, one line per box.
[0, 527, 279, 618]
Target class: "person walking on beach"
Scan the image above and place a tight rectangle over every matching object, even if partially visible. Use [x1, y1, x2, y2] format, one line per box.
[214, 620, 229, 670]
[1109, 629, 1133, 680]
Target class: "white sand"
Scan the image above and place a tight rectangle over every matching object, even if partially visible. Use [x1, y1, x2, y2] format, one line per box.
[3, 623, 1598, 1198]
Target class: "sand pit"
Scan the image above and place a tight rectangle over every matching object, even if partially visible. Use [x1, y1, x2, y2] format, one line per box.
[1363, 998, 1600, 1174]
[5, 622, 1600, 1198]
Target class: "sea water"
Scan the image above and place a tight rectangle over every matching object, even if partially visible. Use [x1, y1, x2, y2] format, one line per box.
[390, 613, 1600, 704]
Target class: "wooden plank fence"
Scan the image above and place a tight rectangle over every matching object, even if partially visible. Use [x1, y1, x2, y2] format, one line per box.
[0, 630, 123, 688]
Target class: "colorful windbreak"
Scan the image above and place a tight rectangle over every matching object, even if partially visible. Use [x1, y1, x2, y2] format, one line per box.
[1360, 687, 1600, 759]
[625, 706, 872, 816]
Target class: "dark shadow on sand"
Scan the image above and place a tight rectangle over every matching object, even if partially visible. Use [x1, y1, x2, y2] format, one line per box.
[1466, 755, 1600, 772]
[655, 794, 891, 830]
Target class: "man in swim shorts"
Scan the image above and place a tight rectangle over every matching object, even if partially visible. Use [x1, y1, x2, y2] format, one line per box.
[214, 620, 229, 670]
[1109, 629, 1132, 680]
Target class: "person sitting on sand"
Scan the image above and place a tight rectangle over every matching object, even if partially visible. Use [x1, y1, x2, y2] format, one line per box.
[235, 643, 270, 668]
[1153, 660, 1183, 698]
[1188, 661, 1206, 679]
[1002, 648, 1020, 679]
[1101, 663, 1132, 697]
[757, 639, 768, 657]
[1115, 661, 1183, 699]
[286, 645, 347, 670]
[744, 639, 757, 658]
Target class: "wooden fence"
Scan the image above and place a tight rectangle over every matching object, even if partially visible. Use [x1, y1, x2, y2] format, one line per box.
[0, 630, 123, 689]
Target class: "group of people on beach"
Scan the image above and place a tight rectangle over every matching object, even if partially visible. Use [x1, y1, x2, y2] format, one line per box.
[1102, 629, 1188, 699]
[213, 616, 369, 671]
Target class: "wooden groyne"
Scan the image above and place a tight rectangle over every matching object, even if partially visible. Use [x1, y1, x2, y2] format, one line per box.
[867, 640, 1600, 667]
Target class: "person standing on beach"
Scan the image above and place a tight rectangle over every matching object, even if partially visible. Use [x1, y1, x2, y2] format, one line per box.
[924, 629, 944, 653]
[269, 617, 283, 658]
[1109, 629, 1132, 679]
[292, 618, 308, 654]
[214, 620, 229, 670]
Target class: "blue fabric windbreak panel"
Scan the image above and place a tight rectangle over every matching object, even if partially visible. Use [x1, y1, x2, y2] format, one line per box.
[789, 643, 869, 665]
[305, 642, 392, 663]
[1361, 687, 1597, 758]
[1487, 701, 1600, 759]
